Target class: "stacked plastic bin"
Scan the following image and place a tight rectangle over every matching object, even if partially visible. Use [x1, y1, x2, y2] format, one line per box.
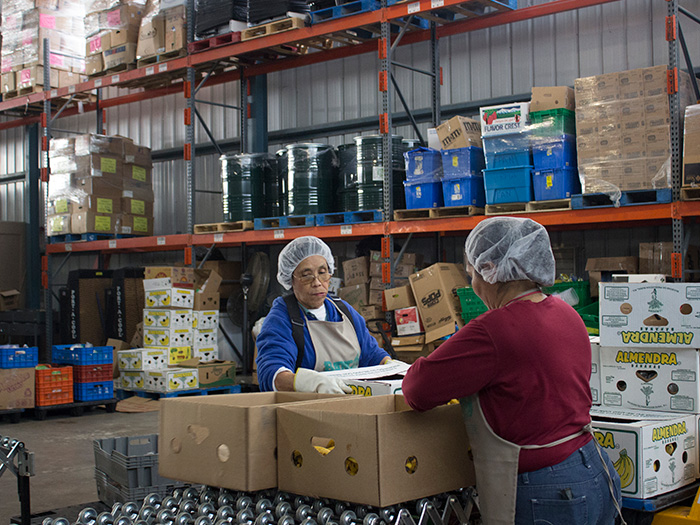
[403, 147, 444, 209]
[0, 345, 38, 369]
[530, 109, 581, 200]
[52, 344, 115, 402]
[35, 365, 74, 407]
[440, 146, 486, 207]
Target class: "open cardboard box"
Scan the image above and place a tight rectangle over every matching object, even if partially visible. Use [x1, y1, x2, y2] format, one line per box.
[322, 361, 409, 396]
[159, 392, 343, 491]
[277, 394, 475, 506]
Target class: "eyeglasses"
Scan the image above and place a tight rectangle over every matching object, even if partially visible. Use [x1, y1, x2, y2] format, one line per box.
[293, 270, 332, 285]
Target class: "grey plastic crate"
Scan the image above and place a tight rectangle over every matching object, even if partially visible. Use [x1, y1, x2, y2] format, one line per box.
[94, 468, 183, 507]
[93, 434, 175, 488]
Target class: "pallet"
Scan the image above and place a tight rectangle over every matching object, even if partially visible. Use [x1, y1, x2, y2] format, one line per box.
[118, 385, 241, 399]
[682, 187, 700, 201]
[3, 84, 45, 100]
[193, 220, 254, 234]
[92, 62, 136, 77]
[254, 214, 316, 229]
[32, 398, 118, 420]
[48, 232, 139, 243]
[136, 49, 187, 68]
[310, 0, 379, 24]
[571, 188, 672, 210]
[0, 408, 24, 424]
[242, 17, 306, 41]
[393, 205, 484, 221]
[485, 202, 528, 215]
[316, 209, 383, 226]
[526, 198, 572, 213]
[189, 31, 242, 54]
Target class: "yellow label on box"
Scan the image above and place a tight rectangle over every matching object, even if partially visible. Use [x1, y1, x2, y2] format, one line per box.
[94, 215, 112, 231]
[55, 199, 68, 213]
[96, 197, 113, 214]
[134, 216, 148, 232]
[50, 216, 65, 232]
[131, 199, 145, 215]
[101, 157, 117, 173]
[132, 165, 146, 182]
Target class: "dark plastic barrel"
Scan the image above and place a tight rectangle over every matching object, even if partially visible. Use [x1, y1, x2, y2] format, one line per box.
[221, 153, 275, 221]
[262, 155, 281, 218]
[285, 143, 338, 215]
[274, 148, 288, 217]
[353, 135, 405, 211]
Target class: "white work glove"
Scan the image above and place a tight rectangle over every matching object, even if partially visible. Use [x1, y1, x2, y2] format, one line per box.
[294, 368, 352, 394]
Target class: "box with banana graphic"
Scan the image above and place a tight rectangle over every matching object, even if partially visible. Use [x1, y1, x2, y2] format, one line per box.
[193, 344, 218, 363]
[143, 327, 193, 348]
[145, 368, 199, 392]
[600, 345, 700, 414]
[193, 310, 219, 330]
[143, 309, 193, 330]
[599, 283, 700, 348]
[120, 370, 147, 390]
[591, 407, 698, 499]
[117, 348, 168, 371]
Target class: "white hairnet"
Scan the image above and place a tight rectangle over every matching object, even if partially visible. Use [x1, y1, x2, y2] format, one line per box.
[277, 236, 335, 290]
[464, 217, 555, 287]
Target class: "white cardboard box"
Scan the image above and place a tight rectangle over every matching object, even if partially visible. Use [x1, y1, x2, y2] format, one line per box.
[143, 278, 195, 309]
[591, 406, 697, 499]
[143, 327, 193, 348]
[194, 328, 217, 346]
[479, 102, 530, 136]
[117, 348, 168, 371]
[321, 361, 409, 396]
[143, 309, 192, 329]
[120, 370, 146, 389]
[193, 344, 219, 363]
[600, 345, 700, 413]
[591, 336, 601, 405]
[193, 310, 219, 330]
[599, 283, 700, 348]
[146, 368, 199, 392]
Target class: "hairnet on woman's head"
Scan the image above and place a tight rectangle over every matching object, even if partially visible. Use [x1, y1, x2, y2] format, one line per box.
[277, 236, 335, 289]
[464, 217, 555, 287]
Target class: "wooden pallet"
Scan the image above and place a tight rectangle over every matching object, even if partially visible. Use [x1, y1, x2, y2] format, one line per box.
[92, 62, 136, 77]
[242, 17, 306, 41]
[485, 202, 528, 216]
[682, 187, 700, 201]
[3, 84, 45, 100]
[526, 198, 572, 213]
[394, 205, 484, 221]
[136, 49, 187, 69]
[193, 220, 254, 234]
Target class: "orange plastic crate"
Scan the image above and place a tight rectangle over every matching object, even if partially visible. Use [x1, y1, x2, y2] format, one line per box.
[35, 365, 74, 406]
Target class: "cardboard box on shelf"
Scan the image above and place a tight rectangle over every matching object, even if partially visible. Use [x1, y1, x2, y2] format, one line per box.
[369, 261, 414, 279]
[599, 282, 700, 348]
[0, 290, 21, 311]
[479, 102, 530, 136]
[342, 257, 369, 286]
[47, 214, 71, 236]
[123, 141, 152, 166]
[359, 305, 383, 322]
[435, 116, 482, 150]
[0, 368, 35, 410]
[1, 72, 16, 93]
[164, 5, 185, 52]
[177, 359, 236, 388]
[136, 16, 165, 59]
[277, 394, 475, 506]
[384, 285, 416, 311]
[368, 288, 383, 306]
[58, 71, 86, 88]
[103, 43, 137, 70]
[16, 65, 58, 89]
[159, 392, 343, 491]
[369, 250, 423, 268]
[643, 65, 669, 98]
[530, 86, 575, 112]
[591, 407, 697, 499]
[86, 31, 112, 55]
[585, 257, 639, 298]
[409, 263, 469, 342]
[683, 126, 700, 187]
[70, 211, 117, 235]
[618, 69, 644, 100]
[395, 306, 423, 336]
[119, 214, 153, 237]
[337, 283, 369, 312]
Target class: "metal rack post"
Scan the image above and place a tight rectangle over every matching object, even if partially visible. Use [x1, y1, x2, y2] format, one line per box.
[42, 38, 53, 353]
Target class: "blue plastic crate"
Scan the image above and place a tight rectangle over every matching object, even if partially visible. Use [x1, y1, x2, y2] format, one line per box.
[442, 176, 486, 207]
[52, 344, 113, 365]
[532, 134, 577, 170]
[441, 147, 485, 180]
[483, 166, 534, 204]
[0, 346, 39, 368]
[404, 147, 443, 183]
[483, 132, 532, 169]
[533, 167, 581, 201]
[403, 181, 444, 209]
[74, 380, 114, 401]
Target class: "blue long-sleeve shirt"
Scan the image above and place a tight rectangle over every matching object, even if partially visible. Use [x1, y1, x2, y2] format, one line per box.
[255, 296, 390, 391]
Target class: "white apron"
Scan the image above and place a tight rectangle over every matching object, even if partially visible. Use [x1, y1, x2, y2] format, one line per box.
[306, 301, 361, 371]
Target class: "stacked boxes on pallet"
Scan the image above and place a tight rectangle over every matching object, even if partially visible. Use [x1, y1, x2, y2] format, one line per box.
[403, 147, 444, 209]
[0, 0, 87, 96]
[94, 434, 185, 506]
[136, 0, 187, 61]
[575, 65, 695, 194]
[85, 1, 144, 75]
[0, 346, 38, 410]
[52, 344, 115, 401]
[479, 102, 533, 204]
[47, 133, 154, 238]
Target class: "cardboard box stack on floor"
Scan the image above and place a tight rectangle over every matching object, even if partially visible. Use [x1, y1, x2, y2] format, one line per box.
[575, 65, 695, 194]
[136, 0, 186, 61]
[47, 133, 154, 237]
[0, 0, 87, 95]
[118, 266, 232, 393]
[85, 0, 144, 75]
[591, 280, 700, 500]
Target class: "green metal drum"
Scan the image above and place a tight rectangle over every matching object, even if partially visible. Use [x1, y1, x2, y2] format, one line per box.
[221, 153, 275, 221]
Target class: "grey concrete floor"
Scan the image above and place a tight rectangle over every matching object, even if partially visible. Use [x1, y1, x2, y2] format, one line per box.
[0, 409, 159, 525]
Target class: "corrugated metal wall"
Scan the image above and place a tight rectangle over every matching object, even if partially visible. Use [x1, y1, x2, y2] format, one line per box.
[0, 0, 695, 231]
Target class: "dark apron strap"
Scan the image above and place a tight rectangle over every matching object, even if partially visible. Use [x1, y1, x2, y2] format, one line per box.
[283, 294, 306, 372]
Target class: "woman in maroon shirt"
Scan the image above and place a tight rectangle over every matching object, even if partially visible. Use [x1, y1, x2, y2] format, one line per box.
[402, 217, 622, 525]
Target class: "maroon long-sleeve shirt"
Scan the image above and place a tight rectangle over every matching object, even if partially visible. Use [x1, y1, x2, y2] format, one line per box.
[402, 295, 593, 473]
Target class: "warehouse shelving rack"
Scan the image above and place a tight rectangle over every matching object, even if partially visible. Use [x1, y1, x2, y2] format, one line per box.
[1, 0, 697, 351]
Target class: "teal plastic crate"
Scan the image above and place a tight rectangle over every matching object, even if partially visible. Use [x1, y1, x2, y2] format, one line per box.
[483, 166, 534, 204]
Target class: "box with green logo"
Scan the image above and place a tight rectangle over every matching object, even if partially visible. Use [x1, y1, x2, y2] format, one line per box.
[591, 407, 697, 499]
[599, 283, 700, 348]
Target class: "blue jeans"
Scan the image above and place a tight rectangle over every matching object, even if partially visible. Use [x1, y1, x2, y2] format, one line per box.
[515, 439, 622, 525]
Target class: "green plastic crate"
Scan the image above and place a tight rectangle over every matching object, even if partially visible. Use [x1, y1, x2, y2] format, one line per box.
[530, 108, 576, 137]
[542, 280, 591, 309]
[575, 301, 599, 335]
[456, 287, 486, 312]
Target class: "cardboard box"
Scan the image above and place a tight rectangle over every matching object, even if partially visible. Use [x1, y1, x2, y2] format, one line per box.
[479, 102, 530, 136]
[342, 257, 369, 286]
[167, 345, 193, 365]
[192, 310, 219, 330]
[618, 69, 644, 100]
[1, 72, 16, 93]
[164, 5, 185, 52]
[369, 250, 423, 268]
[86, 31, 111, 55]
[124, 164, 152, 185]
[591, 407, 697, 499]
[338, 283, 369, 312]
[590, 337, 601, 405]
[143, 268, 221, 310]
[600, 344, 700, 413]
[117, 348, 168, 371]
[159, 392, 342, 491]
[120, 370, 146, 389]
[0, 368, 35, 410]
[177, 359, 236, 388]
[143, 309, 192, 330]
[639, 242, 674, 275]
[643, 65, 669, 97]
[106, 338, 129, 378]
[367, 288, 383, 306]
[646, 127, 671, 159]
[530, 86, 575, 112]
[384, 285, 416, 311]
[143, 327, 192, 348]
[585, 257, 639, 298]
[435, 116, 483, 150]
[0, 290, 21, 311]
[395, 306, 423, 336]
[70, 211, 117, 234]
[277, 395, 475, 506]
[409, 263, 469, 342]
[58, 70, 86, 88]
[391, 335, 436, 364]
[360, 305, 384, 321]
[119, 214, 154, 237]
[193, 343, 219, 363]
[16, 65, 58, 89]
[146, 367, 198, 392]
[683, 126, 700, 187]
[369, 261, 414, 279]
[599, 282, 700, 348]
[123, 141, 153, 167]
[85, 53, 104, 75]
[103, 43, 137, 70]
[136, 16, 165, 59]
